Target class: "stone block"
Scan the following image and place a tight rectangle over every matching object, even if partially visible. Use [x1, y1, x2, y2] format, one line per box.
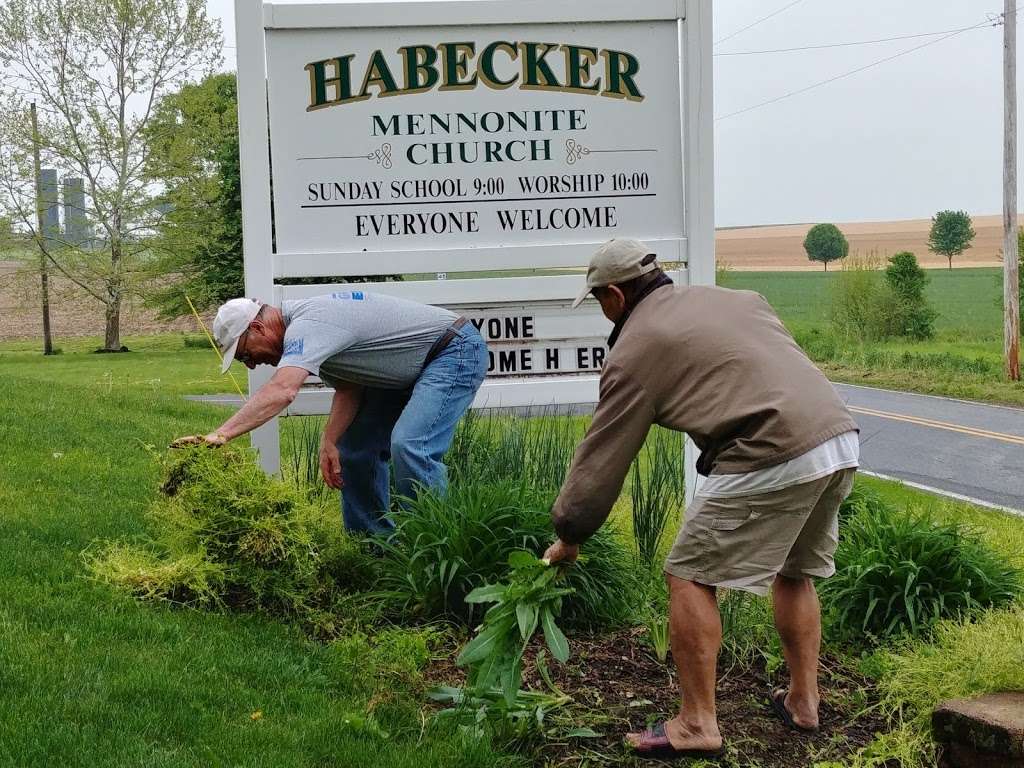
[933, 692, 1024, 767]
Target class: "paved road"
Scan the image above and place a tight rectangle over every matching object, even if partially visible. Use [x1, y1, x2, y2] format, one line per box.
[835, 383, 1024, 514]
[189, 382, 1024, 513]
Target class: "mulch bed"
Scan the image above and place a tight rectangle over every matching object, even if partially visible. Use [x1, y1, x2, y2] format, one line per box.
[426, 627, 888, 767]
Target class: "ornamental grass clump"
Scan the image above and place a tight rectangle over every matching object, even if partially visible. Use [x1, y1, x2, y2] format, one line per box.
[87, 445, 376, 624]
[820, 504, 1023, 646]
[377, 480, 640, 628]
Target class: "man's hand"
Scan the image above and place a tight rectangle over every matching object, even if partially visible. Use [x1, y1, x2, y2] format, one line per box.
[170, 432, 228, 449]
[319, 442, 344, 490]
[543, 539, 579, 565]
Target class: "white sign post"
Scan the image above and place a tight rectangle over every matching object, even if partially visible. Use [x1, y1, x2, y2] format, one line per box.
[234, 0, 714, 499]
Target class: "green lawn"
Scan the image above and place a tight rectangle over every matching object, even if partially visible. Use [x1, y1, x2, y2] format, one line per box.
[0, 342, 515, 768]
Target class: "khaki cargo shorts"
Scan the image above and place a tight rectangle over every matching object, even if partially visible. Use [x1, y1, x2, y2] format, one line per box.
[664, 469, 855, 595]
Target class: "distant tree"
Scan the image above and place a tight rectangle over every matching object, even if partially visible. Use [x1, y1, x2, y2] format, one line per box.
[803, 223, 849, 271]
[884, 251, 935, 340]
[927, 210, 975, 271]
[144, 73, 401, 319]
[0, 0, 221, 351]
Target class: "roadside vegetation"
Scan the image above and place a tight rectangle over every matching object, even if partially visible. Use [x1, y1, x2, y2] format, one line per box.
[724, 265, 1024, 406]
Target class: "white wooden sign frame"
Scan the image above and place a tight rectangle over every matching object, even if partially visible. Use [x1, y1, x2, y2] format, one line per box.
[233, 0, 714, 502]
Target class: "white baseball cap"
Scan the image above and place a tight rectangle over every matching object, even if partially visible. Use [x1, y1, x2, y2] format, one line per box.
[571, 238, 659, 309]
[212, 298, 262, 373]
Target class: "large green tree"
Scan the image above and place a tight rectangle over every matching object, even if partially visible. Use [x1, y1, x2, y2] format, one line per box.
[803, 223, 848, 271]
[927, 210, 975, 271]
[0, 0, 221, 350]
[144, 72, 242, 318]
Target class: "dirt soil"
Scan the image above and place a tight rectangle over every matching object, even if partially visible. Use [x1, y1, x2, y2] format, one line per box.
[427, 628, 886, 768]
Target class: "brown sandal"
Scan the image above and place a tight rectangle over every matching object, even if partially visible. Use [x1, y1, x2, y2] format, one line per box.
[629, 720, 726, 761]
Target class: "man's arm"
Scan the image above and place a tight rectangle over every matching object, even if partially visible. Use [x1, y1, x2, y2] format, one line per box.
[318, 383, 363, 489]
[546, 363, 655, 560]
[171, 366, 311, 447]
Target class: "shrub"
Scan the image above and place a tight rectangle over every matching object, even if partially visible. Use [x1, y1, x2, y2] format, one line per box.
[87, 445, 378, 627]
[820, 507, 1023, 646]
[830, 252, 892, 341]
[883, 252, 936, 340]
[376, 480, 640, 628]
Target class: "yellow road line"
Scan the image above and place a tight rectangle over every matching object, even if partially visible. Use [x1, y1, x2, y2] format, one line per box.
[849, 405, 1024, 446]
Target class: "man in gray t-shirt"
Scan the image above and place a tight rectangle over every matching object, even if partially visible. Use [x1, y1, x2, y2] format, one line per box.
[172, 293, 489, 534]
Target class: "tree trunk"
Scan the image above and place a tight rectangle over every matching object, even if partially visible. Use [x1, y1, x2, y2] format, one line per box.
[824, 260, 828, 272]
[948, 255, 953, 270]
[103, 292, 122, 351]
[102, 240, 124, 351]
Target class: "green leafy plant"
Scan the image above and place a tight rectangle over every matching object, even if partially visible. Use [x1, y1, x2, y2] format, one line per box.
[376, 480, 640, 628]
[430, 553, 578, 746]
[646, 612, 670, 663]
[883, 252, 936, 341]
[821, 508, 1023, 646]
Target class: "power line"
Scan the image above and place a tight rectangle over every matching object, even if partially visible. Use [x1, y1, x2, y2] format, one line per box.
[716, 16, 1002, 122]
[715, 0, 806, 47]
[714, 23, 996, 56]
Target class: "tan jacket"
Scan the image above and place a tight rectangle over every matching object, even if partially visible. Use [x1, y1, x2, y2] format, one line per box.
[552, 284, 858, 544]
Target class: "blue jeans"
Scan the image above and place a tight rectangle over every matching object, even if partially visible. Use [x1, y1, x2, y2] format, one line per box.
[338, 324, 488, 534]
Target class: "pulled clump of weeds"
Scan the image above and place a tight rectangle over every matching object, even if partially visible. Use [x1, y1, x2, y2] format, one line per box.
[85, 445, 380, 635]
[430, 552, 596, 751]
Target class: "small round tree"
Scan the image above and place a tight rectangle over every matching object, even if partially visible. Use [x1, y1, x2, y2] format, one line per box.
[803, 223, 849, 271]
[927, 210, 975, 270]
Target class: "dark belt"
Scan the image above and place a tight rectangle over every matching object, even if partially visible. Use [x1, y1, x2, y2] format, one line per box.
[423, 316, 468, 368]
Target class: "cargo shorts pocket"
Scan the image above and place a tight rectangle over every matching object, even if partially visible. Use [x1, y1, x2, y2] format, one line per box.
[708, 507, 761, 531]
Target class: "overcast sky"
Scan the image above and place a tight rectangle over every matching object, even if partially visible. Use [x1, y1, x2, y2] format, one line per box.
[207, 0, 1016, 227]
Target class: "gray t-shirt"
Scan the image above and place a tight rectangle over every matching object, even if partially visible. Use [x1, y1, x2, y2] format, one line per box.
[280, 292, 457, 389]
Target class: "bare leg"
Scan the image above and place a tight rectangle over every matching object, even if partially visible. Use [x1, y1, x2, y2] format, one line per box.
[628, 575, 723, 751]
[772, 574, 821, 729]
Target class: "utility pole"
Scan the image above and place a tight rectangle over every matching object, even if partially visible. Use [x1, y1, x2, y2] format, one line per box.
[1005, 0, 1020, 381]
[30, 102, 54, 356]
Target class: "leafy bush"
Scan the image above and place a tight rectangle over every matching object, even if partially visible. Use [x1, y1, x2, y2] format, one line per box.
[820, 507, 1023, 646]
[883, 252, 936, 340]
[87, 445, 378, 629]
[830, 253, 893, 341]
[376, 480, 641, 628]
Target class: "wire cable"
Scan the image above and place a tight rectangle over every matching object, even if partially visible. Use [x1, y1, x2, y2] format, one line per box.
[714, 23, 996, 56]
[716, 16, 1001, 122]
[715, 0, 807, 47]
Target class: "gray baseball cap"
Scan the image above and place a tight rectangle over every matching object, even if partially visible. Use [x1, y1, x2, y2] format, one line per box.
[571, 238, 659, 309]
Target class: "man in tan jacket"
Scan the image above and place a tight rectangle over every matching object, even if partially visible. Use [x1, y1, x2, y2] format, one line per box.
[544, 239, 859, 760]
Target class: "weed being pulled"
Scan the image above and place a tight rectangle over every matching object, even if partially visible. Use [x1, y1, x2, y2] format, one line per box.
[86, 445, 379, 633]
[377, 480, 641, 629]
